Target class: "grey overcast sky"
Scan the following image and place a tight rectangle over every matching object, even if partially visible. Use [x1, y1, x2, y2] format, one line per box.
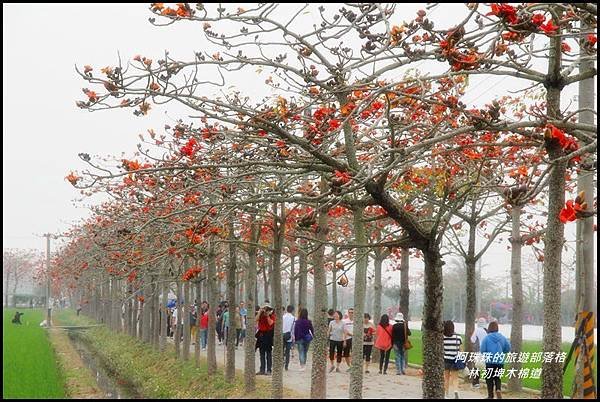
[2, 3, 595, 286]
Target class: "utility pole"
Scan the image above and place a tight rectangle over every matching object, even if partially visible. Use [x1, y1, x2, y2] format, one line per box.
[575, 20, 596, 323]
[574, 20, 596, 399]
[44, 233, 52, 326]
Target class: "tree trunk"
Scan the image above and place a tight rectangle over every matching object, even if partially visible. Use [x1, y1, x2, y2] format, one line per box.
[195, 279, 202, 367]
[262, 257, 269, 303]
[153, 279, 160, 349]
[160, 279, 168, 352]
[107, 277, 113, 330]
[148, 280, 154, 344]
[541, 29, 565, 399]
[134, 293, 141, 339]
[114, 278, 122, 332]
[12, 268, 19, 308]
[331, 246, 338, 311]
[509, 205, 523, 392]
[183, 280, 191, 360]
[4, 262, 10, 308]
[271, 202, 285, 399]
[94, 280, 100, 323]
[349, 207, 367, 399]
[138, 291, 144, 340]
[371, 252, 383, 366]
[465, 218, 477, 359]
[244, 215, 259, 393]
[143, 282, 152, 343]
[225, 221, 237, 382]
[310, 181, 329, 398]
[217, 277, 223, 302]
[541, 146, 567, 398]
[399, 248, 410, 321]
[125, 284, 132, 336]
[255, 263, 259, 308]
[103, 279, 110, 326]
[175, 280, 182, 358]
[289, 254, 296, 308]
[207, 243, 218, 375]
[422, 250, 445, 399]
[298, 247, 308, 311]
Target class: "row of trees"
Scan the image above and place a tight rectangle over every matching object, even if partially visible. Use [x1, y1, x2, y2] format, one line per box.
[51, 3, 595, 399]
[3, 249, 41, 307]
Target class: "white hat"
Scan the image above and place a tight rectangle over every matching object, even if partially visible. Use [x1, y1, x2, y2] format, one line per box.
[394, 312, 404, 322]
[262, 302, 272, 309]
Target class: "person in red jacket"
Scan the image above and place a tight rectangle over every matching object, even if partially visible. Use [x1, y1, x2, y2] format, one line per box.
[199, 302, 209, 350]
[255, 301, 276, 375]
[374, 314, 393, 374]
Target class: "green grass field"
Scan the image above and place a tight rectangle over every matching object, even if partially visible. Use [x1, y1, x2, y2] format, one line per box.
[3, 308, 66, 398]
[393, 329, 596, 396]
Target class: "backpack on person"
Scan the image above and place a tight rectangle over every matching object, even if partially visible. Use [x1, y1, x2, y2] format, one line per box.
[403, 321, 413, 350]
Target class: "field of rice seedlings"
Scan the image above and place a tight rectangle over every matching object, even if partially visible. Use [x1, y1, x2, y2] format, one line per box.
[3, 308, 66, 398]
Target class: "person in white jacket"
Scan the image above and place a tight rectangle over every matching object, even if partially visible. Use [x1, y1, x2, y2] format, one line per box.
[470, 317, 488, 388]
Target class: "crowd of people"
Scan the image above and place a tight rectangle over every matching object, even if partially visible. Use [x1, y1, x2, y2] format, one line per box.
[164, 299, 512, 399]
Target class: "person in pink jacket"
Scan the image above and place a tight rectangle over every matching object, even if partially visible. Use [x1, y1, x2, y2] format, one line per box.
[374, 314, 393, 374]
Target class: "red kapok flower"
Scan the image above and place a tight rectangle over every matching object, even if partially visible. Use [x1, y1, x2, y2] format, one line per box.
[180, 138, 198, 158]
[334, 170, 352, 184]
[328, 119, 341, 131]
[182, 266, 203, 281]
[539, 20, 559, 35]
[544, 124, 578, 150]
[487, 3, 518, 25]
[82, 88, 98, 102]
[65, 172, 80, 185]
[531, 13, 545, 26]
[559, 200, 577, 223]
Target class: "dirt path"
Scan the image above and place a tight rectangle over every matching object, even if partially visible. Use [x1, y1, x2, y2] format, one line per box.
[188, 340, 536, 399]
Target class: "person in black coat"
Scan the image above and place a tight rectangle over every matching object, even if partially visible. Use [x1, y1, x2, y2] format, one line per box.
[391, 312, 411, 375]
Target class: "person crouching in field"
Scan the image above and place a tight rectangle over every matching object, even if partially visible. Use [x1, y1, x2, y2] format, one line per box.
[12, 311, 24, 324]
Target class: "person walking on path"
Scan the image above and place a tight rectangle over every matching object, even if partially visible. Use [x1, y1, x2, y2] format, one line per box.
[391, 312, 411, 375]
[374, 314, 393, 374]
[232, 306, 243, 348]
[470, 317, 488, 388]
[443, 320, 464, 399]
[294, 307, 314, 371]
[199, 302, 209, 350]
[216, 305, 224, 345]
[190, 305, 198, 345]
[342, 307, 355, 372]
[480, 321, 511, 399]
[167, 307, 173, 338]
[327, 310, 346, 373]
[239, 301, 247, 346]
[255, 302, 276, 375]
[282, 305, 296, 371]
[222, 306, 230, 345]
[362, 313, 376, 374]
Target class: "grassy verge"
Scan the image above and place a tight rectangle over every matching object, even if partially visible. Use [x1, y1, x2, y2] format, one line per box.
[55, 309, 301, 399]
[3, 308, 66, 398]
[394, 329, 597, 396]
